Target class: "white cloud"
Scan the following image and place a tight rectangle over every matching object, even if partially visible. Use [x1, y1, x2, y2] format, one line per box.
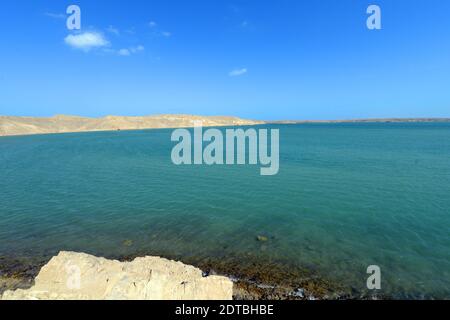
[64, 32, 109, 51]
[148, 21, 171, 38]
[117, 45, 145, 57]
[106, 25, 120, 36]
[118, 49, 131, 56]
[229, 68, 248, 77]
[130, 45, 145, 53]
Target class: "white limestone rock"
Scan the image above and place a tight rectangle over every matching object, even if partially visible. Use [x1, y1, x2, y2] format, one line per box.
[1, 251, 233, 300]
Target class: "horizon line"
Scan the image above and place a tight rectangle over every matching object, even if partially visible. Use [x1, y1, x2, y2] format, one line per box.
[2, 114, 450, 123]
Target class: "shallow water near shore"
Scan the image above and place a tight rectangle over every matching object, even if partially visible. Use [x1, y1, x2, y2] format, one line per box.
[1, 123, 449, 299]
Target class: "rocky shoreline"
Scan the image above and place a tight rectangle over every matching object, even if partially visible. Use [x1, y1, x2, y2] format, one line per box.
[0, 251, 370, 300]
[1, 252, 234, 300]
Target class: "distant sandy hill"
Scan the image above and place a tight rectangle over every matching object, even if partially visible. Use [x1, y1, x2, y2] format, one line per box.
[2, 115, 448, 137]
[270, 118, 450, 124]
[0, 115, 265, 137]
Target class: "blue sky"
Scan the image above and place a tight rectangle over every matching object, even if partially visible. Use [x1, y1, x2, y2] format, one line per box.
[0, 0, 449, 120]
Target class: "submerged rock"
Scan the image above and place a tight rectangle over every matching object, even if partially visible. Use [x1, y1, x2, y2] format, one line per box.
[1, 251, 233, 300]
[256, 235, 268, 242]
[122, 240, 133, 247]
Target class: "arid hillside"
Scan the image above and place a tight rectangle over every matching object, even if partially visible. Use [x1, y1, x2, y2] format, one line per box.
[0, 115, 265, 137]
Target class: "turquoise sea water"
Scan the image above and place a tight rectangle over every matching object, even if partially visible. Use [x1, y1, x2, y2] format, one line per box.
[0, 123, 449, 298]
